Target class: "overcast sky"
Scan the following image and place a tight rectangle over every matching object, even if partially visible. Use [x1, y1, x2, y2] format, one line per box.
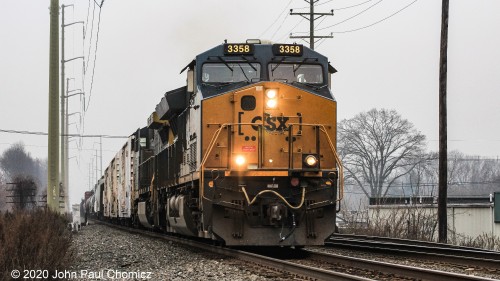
[1, 0, 499, 206]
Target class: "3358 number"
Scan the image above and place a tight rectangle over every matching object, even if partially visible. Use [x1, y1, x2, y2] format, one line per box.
[279, 45, 301, 54]
[227, 44, 250, 53]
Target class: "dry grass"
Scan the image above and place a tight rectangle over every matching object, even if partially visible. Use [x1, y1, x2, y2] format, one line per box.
[341, 206, 500, 250]
[451, 232, 500, 251]
[339, 206, 437, 241]
[366, 207, 438, 241]
[0, 209, 76, 280]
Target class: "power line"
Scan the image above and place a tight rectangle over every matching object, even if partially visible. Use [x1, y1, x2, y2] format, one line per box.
[258, 0, 293, 39]
[0, 129, 128, 139]
[328, 0, 375, 10]
[316, 0, 384, 31]
[329, 0, 419, 34]
[85, 0, 96, 74]
[281, 18, 304, 42]
[85, 0, 104, 112]
[271, 12, 290, 40]
[0, 142, 117, 152]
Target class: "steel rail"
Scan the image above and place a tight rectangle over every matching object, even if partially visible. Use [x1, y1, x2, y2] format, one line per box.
[327, 237, 500, 269]
[91, 221, 371, 281]
[332, 233, 500, 253]
[304, 250, 498, 281]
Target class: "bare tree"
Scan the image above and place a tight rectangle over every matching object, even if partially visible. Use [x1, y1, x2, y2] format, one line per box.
[0, 143, 47, 209]
[0, 171, 7, 211]
[0, 142, 36, 179]
[7, 175, 38, 210]
[338, 109, 426, 198]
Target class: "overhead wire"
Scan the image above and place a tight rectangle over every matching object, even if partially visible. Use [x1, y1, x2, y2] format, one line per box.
[258, 0, 293, 39]
[85, 0, 96, 74]
[281, 18, 305, 43]
[320, 0, 374, 9]
[0, 129, 128, 139]
[85, 0, 104, 113]
[330, 0, 419, 34]
[316, 0, 384, 31]
[271, 12, 290, 40]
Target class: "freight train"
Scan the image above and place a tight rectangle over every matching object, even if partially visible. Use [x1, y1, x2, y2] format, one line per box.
[84, 40, 343, 246]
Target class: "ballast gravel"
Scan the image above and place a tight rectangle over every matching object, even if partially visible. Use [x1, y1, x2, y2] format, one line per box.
[69, 223, 272, 281]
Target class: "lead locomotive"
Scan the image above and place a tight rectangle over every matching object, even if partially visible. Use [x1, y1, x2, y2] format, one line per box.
[87, 40, 343, 246]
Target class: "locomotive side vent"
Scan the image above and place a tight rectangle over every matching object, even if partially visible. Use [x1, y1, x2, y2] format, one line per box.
[189, 142, 197, 172]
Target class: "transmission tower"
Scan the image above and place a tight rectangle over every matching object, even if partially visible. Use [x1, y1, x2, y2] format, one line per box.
[290, 0, 334, 50]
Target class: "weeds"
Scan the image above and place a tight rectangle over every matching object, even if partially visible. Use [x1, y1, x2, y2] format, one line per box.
[0, 209, 76, 280]
[451, 232, 500, 251]
[340, 204, 500, 251]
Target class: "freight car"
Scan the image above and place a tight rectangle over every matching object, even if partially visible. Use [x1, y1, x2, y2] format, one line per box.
[86, 40, 343, 246]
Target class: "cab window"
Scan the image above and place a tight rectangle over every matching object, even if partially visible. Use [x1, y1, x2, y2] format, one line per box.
[268, 63, 323, 84]
[202, 63, 261, 83]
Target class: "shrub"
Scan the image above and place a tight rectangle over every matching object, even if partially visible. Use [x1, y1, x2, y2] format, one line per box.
[451, 232, 500, 251]
[0, 209, 76, 280]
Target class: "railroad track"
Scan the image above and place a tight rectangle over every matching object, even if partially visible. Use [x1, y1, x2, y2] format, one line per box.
[297, 249, 497, 281]
[90, 221, 370, 280]
[91, 220, 498, 280]
[328, 234, 500, 270]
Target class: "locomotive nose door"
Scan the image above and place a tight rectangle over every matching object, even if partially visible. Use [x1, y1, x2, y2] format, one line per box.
[232, 86, 264, 170]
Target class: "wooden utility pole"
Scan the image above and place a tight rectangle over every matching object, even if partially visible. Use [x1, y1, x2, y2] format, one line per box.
[47, 0, 60, 212]
[290, 0, 333, 50]
[438, 0, 449, 243]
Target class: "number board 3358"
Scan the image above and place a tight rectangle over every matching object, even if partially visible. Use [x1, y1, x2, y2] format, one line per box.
[272, 44, 303, 56]
[223, 44, 254, 55]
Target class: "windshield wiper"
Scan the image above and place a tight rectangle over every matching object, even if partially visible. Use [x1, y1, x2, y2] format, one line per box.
[202, 80, 248, 89]
[240, 56, 257, 72]
[293, 58, 308, 74]
[271, 57, 286, 74]
[291, 81, 327, 91]
[216, 56, 233, 72]
[237, 63, 250, 82]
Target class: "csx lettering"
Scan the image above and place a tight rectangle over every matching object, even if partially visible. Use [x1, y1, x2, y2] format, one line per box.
[250, 116, 290, 131]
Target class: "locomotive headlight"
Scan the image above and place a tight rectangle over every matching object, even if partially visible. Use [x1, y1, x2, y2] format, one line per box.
[266, 99, 278, 109]
[265, 89, 278, 99]
[235, 155, 246, 166]
[304, 155, 318, 167]
[265, 89, 278, 109]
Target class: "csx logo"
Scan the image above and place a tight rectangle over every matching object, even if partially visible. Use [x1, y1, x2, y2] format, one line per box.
[238, 112, 302, 136]
[250, 116, 290, 131]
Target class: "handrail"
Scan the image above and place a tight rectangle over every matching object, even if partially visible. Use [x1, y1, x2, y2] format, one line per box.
[199, 122, 344, 204]
[318, 125, 344, 202]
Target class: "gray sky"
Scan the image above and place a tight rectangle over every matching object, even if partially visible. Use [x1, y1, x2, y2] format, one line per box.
[1, 0, 499, 206]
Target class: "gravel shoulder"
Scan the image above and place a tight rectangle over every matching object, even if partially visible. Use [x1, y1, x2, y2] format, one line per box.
[69, 223, 270, 281]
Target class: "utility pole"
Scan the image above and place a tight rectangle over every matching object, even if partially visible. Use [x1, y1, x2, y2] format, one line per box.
[290, 0, 334, 50]
[95, 150, 98, 185]
[61, 4, 84, 213]
[100, 136, 103, 178]
[48, 0, 60, 212]
[438, 0, 449, 243]
[60, 4, 67, 213]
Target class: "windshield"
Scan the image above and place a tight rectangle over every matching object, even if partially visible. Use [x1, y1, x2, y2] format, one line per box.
[202, 63, 261, 83]
[268, 63, 323, 84]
